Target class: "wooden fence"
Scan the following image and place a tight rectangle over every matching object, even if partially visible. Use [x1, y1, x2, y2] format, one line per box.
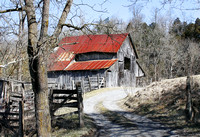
[0, 79, 84, 136]
[0, 79, 34, 136]
[83, 75, 105, 92]
[49, 82, 84, 127]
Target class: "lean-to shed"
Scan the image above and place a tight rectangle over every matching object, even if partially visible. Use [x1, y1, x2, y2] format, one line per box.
[48, 33, 144, 91]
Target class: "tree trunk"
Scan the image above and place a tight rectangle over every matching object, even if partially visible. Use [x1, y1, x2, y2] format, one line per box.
[28, 44, 51, 136]
[28, 45, 51, 136]
[1, 0, 73, 136]
[25, 0, 51, 136]
[34, 56, 51, 136]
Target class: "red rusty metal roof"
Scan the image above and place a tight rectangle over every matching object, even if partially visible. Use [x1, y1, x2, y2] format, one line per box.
[48, 48, 75, 71]
[48, 33, 130, 71]
[65, 59, 117, 71]
[59, 33, 129, 53]
[48, 61, 71, 71]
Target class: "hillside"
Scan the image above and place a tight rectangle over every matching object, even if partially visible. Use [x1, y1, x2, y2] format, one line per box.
[124, 76, 200, 136]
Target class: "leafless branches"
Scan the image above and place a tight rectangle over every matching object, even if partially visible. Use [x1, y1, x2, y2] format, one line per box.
[0, 7, 24, 13]
[53, 0, 73, 38]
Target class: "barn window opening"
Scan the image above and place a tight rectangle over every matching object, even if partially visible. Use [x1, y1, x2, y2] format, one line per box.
[107, 70, 111, 72]
[124, 57, 130, 70]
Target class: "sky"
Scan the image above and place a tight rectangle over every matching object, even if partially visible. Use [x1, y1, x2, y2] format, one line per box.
[77, 0, 200, 24]
[1, 0, 199, 36]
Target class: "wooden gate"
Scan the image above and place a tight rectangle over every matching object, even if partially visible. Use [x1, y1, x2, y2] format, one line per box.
[49, 82, 84, 127]
[0, 79, 84, 136]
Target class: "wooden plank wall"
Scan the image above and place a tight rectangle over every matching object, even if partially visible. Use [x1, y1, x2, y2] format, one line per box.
[116, 37, 137, 87]
[48, 70, 106, 92]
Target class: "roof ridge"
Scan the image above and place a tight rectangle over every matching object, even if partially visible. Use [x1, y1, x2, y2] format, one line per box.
[62, 33, 129, 38]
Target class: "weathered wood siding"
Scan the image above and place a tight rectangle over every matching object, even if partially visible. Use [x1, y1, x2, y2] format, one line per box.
[117, 37, 137, 87]
[106, 61, 118, 87]
[48, 35, 140, 90]
[48, 70, 106, 91]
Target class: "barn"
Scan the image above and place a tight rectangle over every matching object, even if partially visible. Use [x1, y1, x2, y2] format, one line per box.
[47, 33, 144, 92]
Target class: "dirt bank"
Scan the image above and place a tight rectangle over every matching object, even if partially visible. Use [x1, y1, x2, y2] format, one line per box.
[124, 75, 200, 136]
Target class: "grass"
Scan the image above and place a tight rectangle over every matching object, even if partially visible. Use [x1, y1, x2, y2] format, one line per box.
[52, 113, 97, 137]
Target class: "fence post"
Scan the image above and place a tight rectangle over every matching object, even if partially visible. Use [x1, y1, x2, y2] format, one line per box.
[76, 82, 84, 128]
[19, 101, 24, 137]
[97, 74, 100, 89]
[49, 88, 54, 118]
[11, 81, 14, 92]
[81, 77, 85, 93]
[4, 102, 10, 135]
[88, 76, 92, 91]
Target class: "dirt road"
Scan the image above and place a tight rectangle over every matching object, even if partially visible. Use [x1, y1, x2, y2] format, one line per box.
[83, 87, 176, 137]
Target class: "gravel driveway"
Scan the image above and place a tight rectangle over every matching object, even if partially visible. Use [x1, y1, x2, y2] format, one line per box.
[83, 87, 177, 137]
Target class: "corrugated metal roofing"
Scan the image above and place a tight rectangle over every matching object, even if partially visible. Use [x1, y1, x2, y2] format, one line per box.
[56, 52, 74, 61]
[59, 33, 128, 53]
[48, 33, 130, 71]
[65, 59, 117, 71]
[48, 49, 75, 71]
[48, 61, 71, 71]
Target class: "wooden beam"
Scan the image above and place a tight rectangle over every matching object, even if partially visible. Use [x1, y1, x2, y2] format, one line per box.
[19, 101, 24, 137]
[77, 82, 84, 128]
[53, 96, 77, 100]
[53, 89, 77, 94]
[88, 76, 92, 92]
[0, 112, 19, 116]
[97, 74, 100, 89]
[62, 102, 78, 108]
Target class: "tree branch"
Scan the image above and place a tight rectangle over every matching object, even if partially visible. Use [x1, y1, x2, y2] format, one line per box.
[62, 23, 87, 30]
[0, 59, 24, 68]
[24, 0, 38, 53]
[73, 3, 107, 13]
[0, 7, 24, 13]
[53, 0, 73, 38]
[39, 0, 50, 43]
[62, 23, 116, 31]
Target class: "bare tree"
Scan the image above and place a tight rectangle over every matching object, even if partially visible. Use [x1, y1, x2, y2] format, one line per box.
[129, 0, 200, 123]
[0, 0, 108, 136]
[92, 17, 126, 34]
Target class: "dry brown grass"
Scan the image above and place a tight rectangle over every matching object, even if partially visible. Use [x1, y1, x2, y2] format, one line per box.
[124, 75, 200, 136]
[52, 114, 97, 137]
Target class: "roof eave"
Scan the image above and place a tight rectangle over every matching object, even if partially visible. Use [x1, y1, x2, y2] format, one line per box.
[136, 60, 146, 77]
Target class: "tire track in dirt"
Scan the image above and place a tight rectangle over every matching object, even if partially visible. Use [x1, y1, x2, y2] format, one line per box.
[84, 88, 176, 137]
